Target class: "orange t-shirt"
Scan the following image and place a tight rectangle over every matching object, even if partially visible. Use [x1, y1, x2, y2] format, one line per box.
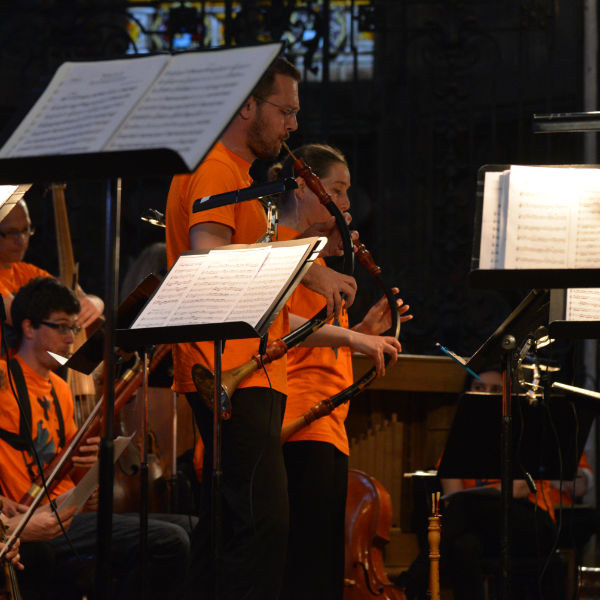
[0, 262, 52, 353]
[0, 262, 51, 298]
[460, 477, 555, 521]
[279, 225, 353, 455]
[0, 355, 77, 502]
[165, 141, 288, 395]
[546, 451, 592, 506]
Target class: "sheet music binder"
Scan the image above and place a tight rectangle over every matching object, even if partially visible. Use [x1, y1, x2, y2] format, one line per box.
[470, 164, 600, 338]
[114, 237, 325, 349]
[0, 43, 283, 183]
[470, 163, 600, 289]
[438, 391, 598, 480]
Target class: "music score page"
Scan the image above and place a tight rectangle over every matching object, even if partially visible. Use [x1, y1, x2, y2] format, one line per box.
[479, 165, 600, 270]
[0, 44, 282, 172]
[131, 242, 312, 331]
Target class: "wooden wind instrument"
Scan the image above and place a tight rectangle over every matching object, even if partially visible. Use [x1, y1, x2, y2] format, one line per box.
[427, 492, 441, 600]
[0, 501, 21, 600]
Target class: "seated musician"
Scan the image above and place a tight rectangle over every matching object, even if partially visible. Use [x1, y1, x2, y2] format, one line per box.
[398, 368, 562, 600]
[0, 198, 103, 330]
[440, 368, 561, 600]
[0, 276, 192, 600]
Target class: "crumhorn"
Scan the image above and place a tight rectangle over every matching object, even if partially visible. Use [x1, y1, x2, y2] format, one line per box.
[192, 144, 355, 420]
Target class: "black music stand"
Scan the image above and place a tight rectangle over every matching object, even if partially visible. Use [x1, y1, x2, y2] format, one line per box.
[0, 43, 286, 599]
[65, 274, 164, 598]
[438, 391, 598, 481]
[115, 239, 322, 599]
[438, 389, 599, 598]
[467, 160, 600, 598]
[461, 289, 550, 600]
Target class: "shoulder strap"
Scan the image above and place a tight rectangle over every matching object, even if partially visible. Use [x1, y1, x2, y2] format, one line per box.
[0, 359, 33, 451]
[49, 381, 65, 449]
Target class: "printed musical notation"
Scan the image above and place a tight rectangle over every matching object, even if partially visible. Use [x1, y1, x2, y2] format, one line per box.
[480, 165, 600, 270]
[0, 44, 282, 172]
[131, 241, 313, 332]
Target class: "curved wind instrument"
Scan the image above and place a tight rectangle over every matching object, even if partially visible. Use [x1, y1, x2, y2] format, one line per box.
[280, 236, 401, 443]
[192, 147, 355, 419]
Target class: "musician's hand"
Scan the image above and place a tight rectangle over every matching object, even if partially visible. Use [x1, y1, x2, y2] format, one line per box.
[0, 496, 27, 518]
[353, 289, 413, 336]
[77, 292, 104, 329]
[347, 332, 402, 377]
[82, 488, 99, 512]
[297, 214, 354, 257]
[2, 537, 23, 570]
[302, 263, 357, 317]
[72, 436, 100, 468]
[12, 505, 77, 542]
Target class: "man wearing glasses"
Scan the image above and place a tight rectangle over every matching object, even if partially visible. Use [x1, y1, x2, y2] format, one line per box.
[0, 276, 193, 599]
[166, 56, 358, 600]
[0, 199, 103, 333]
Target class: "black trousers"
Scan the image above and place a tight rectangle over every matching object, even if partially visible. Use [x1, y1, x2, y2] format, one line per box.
[281, 440, 348, 600]
[441, 493, 560, 600]
[185, 387, 288, 600]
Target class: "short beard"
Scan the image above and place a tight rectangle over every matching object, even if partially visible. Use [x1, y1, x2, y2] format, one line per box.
[247, 108, 282, 161]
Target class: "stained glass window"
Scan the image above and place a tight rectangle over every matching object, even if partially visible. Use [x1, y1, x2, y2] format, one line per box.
[125, 1, 374, 80]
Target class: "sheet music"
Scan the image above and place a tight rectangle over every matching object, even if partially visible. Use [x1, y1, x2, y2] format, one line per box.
[570, 168, 600, 267]
[479, 170, 509, 269]
[504, 166, 573, 269]
[0, 44, 281, 171]
[566, 288, 600, 321]
[0, 56, 169, 158]
[105, 45, 281, 170]
[131, 247, 270, 329]
[227, 243, 311, 327]
[0, 185, 18, 206]
[54, 435, 132, 513]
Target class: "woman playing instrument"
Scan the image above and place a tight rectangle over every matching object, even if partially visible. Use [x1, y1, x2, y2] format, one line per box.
[274, 144, 412, 600]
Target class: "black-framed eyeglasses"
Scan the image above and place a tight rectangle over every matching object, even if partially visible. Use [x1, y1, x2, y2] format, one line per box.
[0, 227, 35, 241]
[253, 96, 299, 119]
[35, 320, 81, 336]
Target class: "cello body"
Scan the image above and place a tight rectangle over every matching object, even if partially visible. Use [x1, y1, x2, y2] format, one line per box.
[344, 469, 406, 600]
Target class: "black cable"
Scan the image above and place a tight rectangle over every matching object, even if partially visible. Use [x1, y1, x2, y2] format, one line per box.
[537, 398, 563, 598]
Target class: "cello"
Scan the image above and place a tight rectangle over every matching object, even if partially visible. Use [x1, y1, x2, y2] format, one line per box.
[344, 469, 406, 600]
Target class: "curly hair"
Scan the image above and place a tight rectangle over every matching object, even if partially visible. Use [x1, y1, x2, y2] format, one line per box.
[11, 277, 80, 345]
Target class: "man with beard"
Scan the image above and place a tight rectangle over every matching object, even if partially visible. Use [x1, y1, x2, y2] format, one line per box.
[166, 56, 359, 600]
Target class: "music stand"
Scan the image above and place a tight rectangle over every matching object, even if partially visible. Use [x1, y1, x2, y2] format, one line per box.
[0, 43, 285, 599]
[114, 239, 323, 599]
[438, 391, 598, 481]
[459, 289, 550, 600]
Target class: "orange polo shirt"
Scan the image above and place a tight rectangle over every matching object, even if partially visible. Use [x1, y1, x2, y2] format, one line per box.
[279, 225, 353, 455]
[166, 141, 288, 395]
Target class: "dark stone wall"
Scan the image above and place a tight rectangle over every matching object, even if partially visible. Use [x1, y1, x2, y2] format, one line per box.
[0, 1, 588, 363]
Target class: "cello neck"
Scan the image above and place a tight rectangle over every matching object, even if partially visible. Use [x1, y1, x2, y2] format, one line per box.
[51, 183, 76, 290]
